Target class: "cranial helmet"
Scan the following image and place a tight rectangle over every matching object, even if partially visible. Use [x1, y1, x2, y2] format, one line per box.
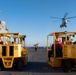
[56, 38, 60, 42]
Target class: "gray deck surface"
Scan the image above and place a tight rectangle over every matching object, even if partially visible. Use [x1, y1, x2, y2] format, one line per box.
[0, 47, 76, 75]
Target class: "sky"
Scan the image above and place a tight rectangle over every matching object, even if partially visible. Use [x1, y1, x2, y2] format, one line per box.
[0, 0, 76, 47]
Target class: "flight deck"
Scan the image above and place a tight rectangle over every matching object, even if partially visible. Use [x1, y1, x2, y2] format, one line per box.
[0, 47, 76, 75]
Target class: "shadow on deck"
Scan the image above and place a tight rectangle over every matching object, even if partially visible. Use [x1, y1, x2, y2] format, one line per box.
[2, 62, 63, 73]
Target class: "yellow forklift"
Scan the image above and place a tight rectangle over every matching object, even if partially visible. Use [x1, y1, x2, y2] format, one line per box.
[0, 32, 28, 70]
[47, 31, 76, 72]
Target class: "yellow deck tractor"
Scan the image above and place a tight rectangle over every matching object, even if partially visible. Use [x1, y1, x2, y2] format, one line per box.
[0, 32, 28, 70]
[47, 31, 76, 72]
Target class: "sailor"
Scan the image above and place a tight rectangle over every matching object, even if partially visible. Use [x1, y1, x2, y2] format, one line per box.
[55, 38, 63, 57]
[0, 39, 3, 44]
[35, 45, 38, 51]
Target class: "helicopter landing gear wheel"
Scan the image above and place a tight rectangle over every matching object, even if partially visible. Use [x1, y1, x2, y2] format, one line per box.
[65, 25, 67, 27]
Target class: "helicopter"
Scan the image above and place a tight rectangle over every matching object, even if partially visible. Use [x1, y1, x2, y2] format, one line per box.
[51, 13, 76, 28]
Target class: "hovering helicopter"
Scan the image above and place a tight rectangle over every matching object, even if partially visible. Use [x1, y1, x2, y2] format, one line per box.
[51, 13, 76, 28]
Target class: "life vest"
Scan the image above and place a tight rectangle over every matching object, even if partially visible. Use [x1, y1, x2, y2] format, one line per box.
[55, 42, 62, 48]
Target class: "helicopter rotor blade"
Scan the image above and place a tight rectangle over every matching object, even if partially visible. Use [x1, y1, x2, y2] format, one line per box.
[64, 13, 68, 18]
[54, 19, 62, 22]
[67, 20, 70, 22]
[67, 16, 76, 19]
[50, 16, 61, 19]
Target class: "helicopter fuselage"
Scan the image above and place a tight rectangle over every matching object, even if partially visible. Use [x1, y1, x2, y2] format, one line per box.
[60, 19, 67, 28]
